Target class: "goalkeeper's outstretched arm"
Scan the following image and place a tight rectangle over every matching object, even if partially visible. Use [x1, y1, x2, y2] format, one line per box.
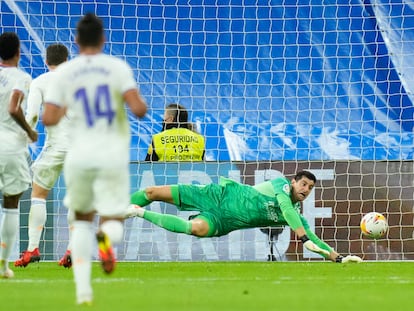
[293, 218, 362, 263]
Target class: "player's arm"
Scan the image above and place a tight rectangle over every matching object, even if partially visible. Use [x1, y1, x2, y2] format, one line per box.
[298, 214, 337, 260]
[42, 74, 66, 126]
[301, 216, 362, 263]
[299, 215, 362, 263]
[42, 102, 66, 126]
[117, 60, 147, 118]
[277, 193, 329, 257]
[124, 88, 147, 118]
[26, 83, 43, 128]
[8, 89, 38, 142]
[278, 194, 362, 263]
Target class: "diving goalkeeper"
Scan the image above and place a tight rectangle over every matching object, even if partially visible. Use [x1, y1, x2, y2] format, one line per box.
[126, 170, 361, 263]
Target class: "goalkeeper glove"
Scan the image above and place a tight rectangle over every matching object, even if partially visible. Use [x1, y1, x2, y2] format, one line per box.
[335, 255, 363, 263]
[300, 235, 330, 257]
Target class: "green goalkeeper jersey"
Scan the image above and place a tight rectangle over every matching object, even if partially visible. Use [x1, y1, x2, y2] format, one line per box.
[177, 176, 333, 255]
[178, 176, 303, 235]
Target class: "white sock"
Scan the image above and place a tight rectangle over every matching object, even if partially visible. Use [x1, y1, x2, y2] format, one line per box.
[72, 220, 94, 304]
[28, 198, 47, 251]
[125, 204, 145, 218]
[66, 209, 75, 252]
[100, 220, 124, 244]
[0, 208, 19, 263]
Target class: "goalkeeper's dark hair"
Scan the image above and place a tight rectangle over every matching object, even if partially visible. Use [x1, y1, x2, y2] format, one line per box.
[76, 13, 104, 47]
[46, 44, 68, 66]
[0, 32, 20, 61]
[294, 171, 317, 183]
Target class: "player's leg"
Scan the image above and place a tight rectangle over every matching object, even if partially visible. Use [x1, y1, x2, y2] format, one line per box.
[190, 216, 216, 237]
[14, 182, 46, 267]
[0, 194, 22, 278]
[2, 154, 31, 274]
[137, 207, 192, 234]
[175, 184, 222, 236]
[128, 184, 193, 235]
[129, 183, 217, 213]
[126, 185, 179, 217]
[130, 185, 178, 206]
[94, 168, 129, 274]
[26, 183, 47, 250]
[71, 209, 94, 305]
[65, 167, 95, 305]
[96, 217, 123, 274]
[131, 184, 221, 237]
[15, 150, 64, 267]
[132, 207, 214, 237]
[58, 208, 74, 268]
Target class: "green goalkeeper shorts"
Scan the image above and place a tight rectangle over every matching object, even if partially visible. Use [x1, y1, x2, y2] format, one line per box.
[177, 183, 224, 237]
[178, 181, 278, 237]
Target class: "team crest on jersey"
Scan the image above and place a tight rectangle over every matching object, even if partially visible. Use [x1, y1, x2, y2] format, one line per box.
[282, 183, 290, 195]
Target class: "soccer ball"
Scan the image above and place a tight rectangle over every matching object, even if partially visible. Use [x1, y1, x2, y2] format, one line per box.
[360, 212, 388, 239]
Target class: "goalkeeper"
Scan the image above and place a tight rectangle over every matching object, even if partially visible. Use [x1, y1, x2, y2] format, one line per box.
[127, 170, 361, 263]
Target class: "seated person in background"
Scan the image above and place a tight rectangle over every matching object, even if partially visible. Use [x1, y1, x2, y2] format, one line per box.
[145, 103, 205, 161]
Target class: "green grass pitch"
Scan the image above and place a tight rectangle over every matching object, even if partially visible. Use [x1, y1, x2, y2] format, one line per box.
[1, 261, 412, 310]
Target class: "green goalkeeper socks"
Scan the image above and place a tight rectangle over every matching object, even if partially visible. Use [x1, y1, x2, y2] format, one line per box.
[143, 210, 192, 235]
[130, 190, 152, 207]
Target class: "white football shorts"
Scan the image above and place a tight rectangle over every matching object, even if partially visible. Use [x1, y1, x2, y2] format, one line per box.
[63, 165, 129, 217]
[31, 146, 66, 190]
[0, 151, 31, 196]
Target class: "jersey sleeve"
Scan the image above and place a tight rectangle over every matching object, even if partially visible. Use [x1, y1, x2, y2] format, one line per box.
[118, 61, 138, 95]
[276, 193, 303, 230]
[13, 72, 31, 96]
[26, 80, 43, 128]
[300, 214, 333, 257]
[44, 73, 65, 107]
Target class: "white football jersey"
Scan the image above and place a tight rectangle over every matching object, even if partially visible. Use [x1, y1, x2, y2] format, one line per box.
[26, 70, 70, 151]
[0, 65, 32, 154]
[45, 53, 138, 168]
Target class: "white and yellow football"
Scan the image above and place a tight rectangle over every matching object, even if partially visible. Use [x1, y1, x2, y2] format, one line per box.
[360, 212, 388, 239]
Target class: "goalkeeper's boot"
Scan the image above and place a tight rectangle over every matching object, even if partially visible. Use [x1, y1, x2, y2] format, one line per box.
[96, 232, 116, 274]
[0, 260, 14, 278]
[58, 250, 72, 268]
[14, 248, 41, 267]
[124, 204, 144, 218]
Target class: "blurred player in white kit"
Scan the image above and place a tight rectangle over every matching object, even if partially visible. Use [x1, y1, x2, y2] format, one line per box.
[14, 43, 73, 268]
[42, 13, 147, 305]
[0, 31, 37, 278]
